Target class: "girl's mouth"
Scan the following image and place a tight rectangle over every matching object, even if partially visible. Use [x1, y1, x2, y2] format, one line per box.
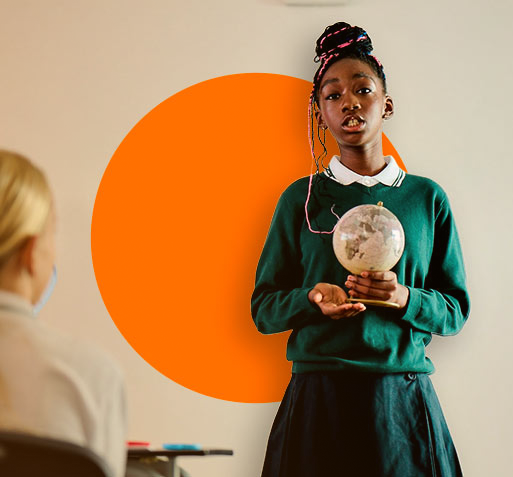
[342, 116, 365, 132]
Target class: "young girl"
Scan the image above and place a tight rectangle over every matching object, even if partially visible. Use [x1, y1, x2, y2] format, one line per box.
[251, 22, 470, 477]
[0, 150, 127, 477]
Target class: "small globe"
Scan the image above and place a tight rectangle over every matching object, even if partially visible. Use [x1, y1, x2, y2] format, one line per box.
[332, 203, 405, 275]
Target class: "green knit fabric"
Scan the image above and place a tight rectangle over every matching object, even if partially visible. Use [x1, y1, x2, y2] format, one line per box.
[251, 172, 470, 374]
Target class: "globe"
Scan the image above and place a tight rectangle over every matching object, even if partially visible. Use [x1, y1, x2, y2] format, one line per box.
[332, 202, 405, 276]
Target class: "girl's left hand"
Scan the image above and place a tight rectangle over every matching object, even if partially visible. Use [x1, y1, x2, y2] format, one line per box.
[345, 271, 409, 309]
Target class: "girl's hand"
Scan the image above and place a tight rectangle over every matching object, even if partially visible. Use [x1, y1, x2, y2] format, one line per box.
[345, 271, 409, 309]
[308, 282, 366, 320]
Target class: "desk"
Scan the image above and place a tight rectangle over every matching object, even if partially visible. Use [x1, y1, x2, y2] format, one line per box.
[127, 448, 233, 477]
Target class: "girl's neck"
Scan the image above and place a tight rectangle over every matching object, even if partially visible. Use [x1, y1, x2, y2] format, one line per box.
[337, 141, 386, 176]
[0, 263, 34, 306]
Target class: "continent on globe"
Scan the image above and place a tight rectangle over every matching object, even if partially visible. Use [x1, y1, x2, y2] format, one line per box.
[333, 203, 405, 276]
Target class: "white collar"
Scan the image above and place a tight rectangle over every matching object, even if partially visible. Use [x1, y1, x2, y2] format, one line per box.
[324, 155, 405, 188]
[0, 290, 34, 318]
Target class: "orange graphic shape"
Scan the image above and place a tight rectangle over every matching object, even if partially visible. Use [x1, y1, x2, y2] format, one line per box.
[91, 73, 405, 403]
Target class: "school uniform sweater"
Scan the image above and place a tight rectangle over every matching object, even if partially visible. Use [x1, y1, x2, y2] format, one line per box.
[251, 160, 470, 374]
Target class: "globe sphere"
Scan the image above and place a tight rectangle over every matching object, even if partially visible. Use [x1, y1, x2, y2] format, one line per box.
[332, 203, 405, 275]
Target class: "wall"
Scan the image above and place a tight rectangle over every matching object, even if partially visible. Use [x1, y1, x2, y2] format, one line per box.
[1, 0, 512, 475]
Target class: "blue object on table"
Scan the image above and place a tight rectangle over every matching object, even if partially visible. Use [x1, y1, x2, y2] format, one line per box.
[162, 444, 202, 451]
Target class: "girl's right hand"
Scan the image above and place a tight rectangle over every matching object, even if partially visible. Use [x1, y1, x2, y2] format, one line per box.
[308, 282, 366, 320]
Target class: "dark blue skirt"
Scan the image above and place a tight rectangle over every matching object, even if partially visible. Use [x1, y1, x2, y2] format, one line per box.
[262, 372, 462, 477]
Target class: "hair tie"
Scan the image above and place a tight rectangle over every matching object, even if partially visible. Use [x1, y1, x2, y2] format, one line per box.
[369, 54, 382, 67]
[317, 34, 368, 64]
[368, 54, 385, 79]
[318, 25, 350, 49]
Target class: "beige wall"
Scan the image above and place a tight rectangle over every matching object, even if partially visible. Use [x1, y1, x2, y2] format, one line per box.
[2, 0, 512, 475]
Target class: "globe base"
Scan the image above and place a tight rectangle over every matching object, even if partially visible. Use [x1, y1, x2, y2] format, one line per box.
[346, 297, 401, 309]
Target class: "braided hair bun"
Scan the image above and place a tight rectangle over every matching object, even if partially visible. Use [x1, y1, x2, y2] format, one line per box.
[312, 22, 386, 101]
[315, 22, 372, 59]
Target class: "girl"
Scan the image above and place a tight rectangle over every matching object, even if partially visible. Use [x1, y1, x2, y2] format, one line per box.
[0, 150, 127, 477]
[251, 22, 470, 477]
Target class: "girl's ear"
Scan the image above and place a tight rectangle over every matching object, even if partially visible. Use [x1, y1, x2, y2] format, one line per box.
[18, 236, 37, 276]
[315, 109, 327, 129]
[383, 95, 394, 120]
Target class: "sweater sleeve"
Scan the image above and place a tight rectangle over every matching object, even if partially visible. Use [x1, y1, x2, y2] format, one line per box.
[400, 194, 470, 336]
[251, 192, 321, 334]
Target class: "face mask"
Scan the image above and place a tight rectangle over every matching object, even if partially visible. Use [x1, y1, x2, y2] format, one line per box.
[33, 265, 57, 315]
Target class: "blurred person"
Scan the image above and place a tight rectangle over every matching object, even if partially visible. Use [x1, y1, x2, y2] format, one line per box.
[0, 149, 126, 477]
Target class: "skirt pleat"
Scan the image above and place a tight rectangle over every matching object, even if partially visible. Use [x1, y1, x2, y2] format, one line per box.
[261, 372, 462, 477]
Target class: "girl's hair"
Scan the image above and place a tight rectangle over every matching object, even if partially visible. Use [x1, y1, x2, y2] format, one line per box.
[312, 21, 387, 104]
[305, 22, 386, 234]
[0, 150, 52, 267]
[308, 22, 387, 173]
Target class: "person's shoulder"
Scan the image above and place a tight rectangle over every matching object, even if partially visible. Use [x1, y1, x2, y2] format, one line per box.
[281, 175, 311, 195]
[280, 175, 324, 204]
[402, 173, 449, 201]
[36, 322, 124, 386]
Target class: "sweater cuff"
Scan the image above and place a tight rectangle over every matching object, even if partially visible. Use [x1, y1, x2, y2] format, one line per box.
[305, 287, 321, 314]
[400, 286, 421, 325]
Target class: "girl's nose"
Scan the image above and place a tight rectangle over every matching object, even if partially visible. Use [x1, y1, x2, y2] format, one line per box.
[341, 94, 360, 112]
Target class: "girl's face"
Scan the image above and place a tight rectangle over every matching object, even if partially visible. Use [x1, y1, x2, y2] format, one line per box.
[316, 57, 393, 151]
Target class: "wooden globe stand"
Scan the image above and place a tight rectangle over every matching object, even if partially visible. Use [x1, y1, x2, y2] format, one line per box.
[345, 297, 401, 309]
[333, 201, 405, 310]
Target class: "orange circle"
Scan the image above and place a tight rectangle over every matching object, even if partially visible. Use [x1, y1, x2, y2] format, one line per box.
[91, 73, 404, 403]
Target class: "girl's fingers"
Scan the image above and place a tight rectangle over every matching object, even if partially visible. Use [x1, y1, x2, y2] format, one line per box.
[310, 283, 348, 305]
[337, 309, 364, 319]
[312, 291, 323, 303]
[310, 283, 365, 318]
[319, 301, 365, 318]
[360, 271, 396, 281]
[347, 281, 393, 300]
[350, 292, 380, 301]
[347, 274, 396, 291]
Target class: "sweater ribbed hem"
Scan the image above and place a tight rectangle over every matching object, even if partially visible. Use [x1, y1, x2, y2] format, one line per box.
[292, 360, 435, 375]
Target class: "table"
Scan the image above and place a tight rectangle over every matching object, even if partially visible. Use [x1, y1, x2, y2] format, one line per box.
[127, 447, 234, 477]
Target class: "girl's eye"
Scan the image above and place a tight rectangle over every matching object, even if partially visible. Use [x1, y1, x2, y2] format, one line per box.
[357, 87, 372, 94]
[325, 93, 340, 100]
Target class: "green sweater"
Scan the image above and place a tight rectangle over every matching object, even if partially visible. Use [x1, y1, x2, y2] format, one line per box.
[251, 173, 470, 374]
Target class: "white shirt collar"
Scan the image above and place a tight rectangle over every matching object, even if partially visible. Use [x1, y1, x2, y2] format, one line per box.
[324, 155, 405, 188]
[0, 290, 34, 318]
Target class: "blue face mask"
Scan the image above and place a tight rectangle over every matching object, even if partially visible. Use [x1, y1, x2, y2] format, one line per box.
[33, 265, 57, 315]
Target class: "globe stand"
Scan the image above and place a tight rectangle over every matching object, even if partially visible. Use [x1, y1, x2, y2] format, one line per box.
[345, 297, 401, 309]
[333, 201, 405, 311]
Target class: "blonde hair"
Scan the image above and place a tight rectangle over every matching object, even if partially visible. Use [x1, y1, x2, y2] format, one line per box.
[0, 150, 52, 267]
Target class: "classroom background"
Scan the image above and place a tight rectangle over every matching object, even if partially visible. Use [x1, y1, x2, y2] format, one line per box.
[2, 0, 512, 476]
